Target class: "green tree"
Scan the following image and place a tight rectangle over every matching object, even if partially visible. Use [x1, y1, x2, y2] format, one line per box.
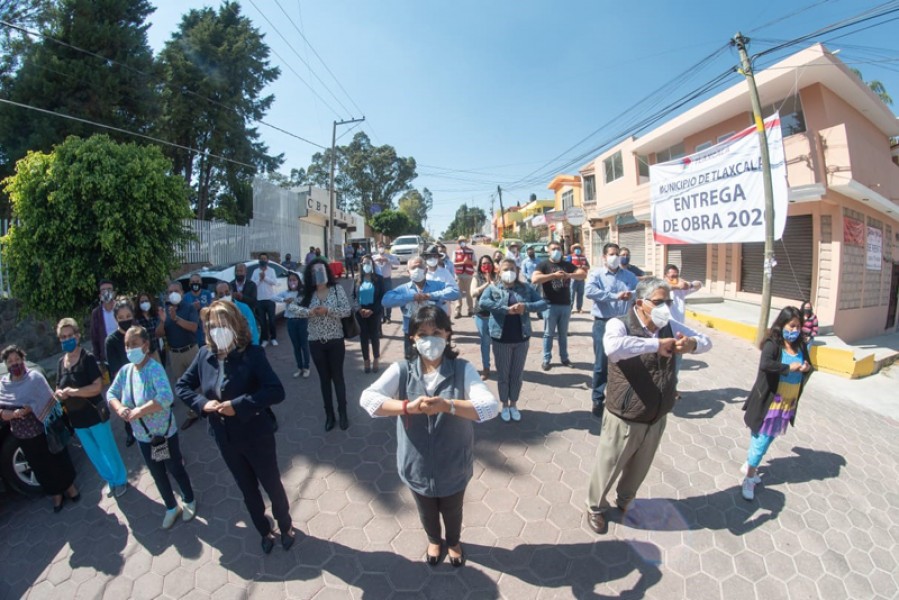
[851, 68, 893, 105]
[2, 135, 192, 320]
[0, 0, 51, 82]
[369, 210, 416, 240]
[157, 1, 282, 223]
[0, 0, 158, 197]
[306, 132, 417, 219]
[444, 204, 487, 240]
[397, 188, 433, 233]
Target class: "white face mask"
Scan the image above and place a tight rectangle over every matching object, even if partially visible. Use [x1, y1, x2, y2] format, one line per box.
[415, 335, 446, 361]
[606, 255, 621, 270]
[139, 301, 151, 312]
[501, 270, 517, 284]
[649, 302, 671, 328]
[459, 242, 466, 248]
[210, 327, 235, 350]
[221, 295, 233, 303]
[410, 268, 426, 283]
[426, 258, 439, 268]
[168, 292, 182, 305]
[362, 263, 373, 274]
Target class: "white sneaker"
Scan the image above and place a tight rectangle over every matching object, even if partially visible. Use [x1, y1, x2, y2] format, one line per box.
[182, 500, 197, 522]
[261, 341, 269, 348]
[509, 407, 521, 422]
[162, 506, 182, 529]
[740, 462, 762, 484]
[271, 340, 279, 346]
[500, 408, 511, 422]
[293, 370, 302, 379]
[741, 477, 756, 501]
[302, 369, 310, 378]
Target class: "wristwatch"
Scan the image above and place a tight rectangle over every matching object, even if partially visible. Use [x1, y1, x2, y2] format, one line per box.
[449, 399, 456, 416]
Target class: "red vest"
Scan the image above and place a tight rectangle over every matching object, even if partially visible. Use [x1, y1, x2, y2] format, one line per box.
[454, 247, 475, 275]
[570, 254, 588, 269]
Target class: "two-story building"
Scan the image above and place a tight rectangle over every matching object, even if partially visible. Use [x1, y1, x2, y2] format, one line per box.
[546, 174, 584, 248]
[572, 44, 899, 343]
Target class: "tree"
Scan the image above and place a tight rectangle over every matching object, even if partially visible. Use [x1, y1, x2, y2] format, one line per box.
[270, 167, 307, 189]
[851, 68, 893, 105]
[397, 187, 433, 233]
[443, 204, 487, 240]
[2, 135, 192, 320]
[306, 132, 417, 219]
[0, 0, 51, 82]
[157, 1, 282, 224]
[369, 210, 416, 240]
[0, 0, 159, 201]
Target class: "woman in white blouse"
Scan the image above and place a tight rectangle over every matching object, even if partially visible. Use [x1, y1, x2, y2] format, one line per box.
[295, 260, 352, 431]
[360, 305, 499, 568]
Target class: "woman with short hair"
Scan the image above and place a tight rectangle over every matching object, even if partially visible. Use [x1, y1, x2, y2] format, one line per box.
[275, 271, 311, 379]
[470, 254, 497, 380]
[106, 298, 137, 446]
[354, 254, 386, 374]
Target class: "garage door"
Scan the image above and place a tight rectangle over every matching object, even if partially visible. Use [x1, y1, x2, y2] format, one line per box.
[300, 220, 325, 258]
[740, 215, 813, 301]
[667, 244, 708, 282]
[618, 225, 647, 273]
[592, 227, 610, 267]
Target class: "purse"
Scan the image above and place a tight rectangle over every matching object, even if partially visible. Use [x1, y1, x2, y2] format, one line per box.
[333, 286, 360, 339]
[44, 404, 73, 454]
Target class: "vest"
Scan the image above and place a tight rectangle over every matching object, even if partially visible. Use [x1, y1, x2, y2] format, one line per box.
[395, 358, 474, 497]
[604, 310, 677, 424]
[570, 254, 588, 268]
[454, 248, 475, 276]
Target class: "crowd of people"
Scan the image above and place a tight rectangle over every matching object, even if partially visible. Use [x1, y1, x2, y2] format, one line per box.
[0, 237, 822, 566]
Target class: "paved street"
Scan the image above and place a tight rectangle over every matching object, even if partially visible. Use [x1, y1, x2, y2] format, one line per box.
[1, 277, 898, 599]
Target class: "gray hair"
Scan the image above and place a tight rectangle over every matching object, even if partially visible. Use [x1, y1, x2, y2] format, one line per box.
[636, 277, 671, 300]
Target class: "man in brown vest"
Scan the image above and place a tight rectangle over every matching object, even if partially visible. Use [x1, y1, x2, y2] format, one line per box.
[585, 277, 711, 534]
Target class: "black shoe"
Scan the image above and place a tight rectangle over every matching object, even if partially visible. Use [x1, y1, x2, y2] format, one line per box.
[587, 511, 608, 534]
[281, 529, 296, 551]
[68, 492, 81, 503]
[561, 360, 574, 367]
[53, 497, 65, 513]
[125, 434, 136, 447]
[339, 413, 349, 430]
[448, 546, 465, 568]
[324, 415, 336, 432]
[541, 362, 551, 372]
[261, 534, 275, 554]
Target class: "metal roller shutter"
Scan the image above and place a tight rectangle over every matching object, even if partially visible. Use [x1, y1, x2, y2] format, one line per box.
[667, 244, 708, 281]
[740, 215, 813, 301]
[592, 227, 610, 267]
[618, 225, 646, 272]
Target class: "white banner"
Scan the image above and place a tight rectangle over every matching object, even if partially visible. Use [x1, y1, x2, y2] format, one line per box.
[866, 226, 882, 271]
[650, 113, 788, 245]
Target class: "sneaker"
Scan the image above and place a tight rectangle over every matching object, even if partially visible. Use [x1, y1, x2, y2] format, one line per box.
[500, 408, 511, 422]
[740, 463, 762, 484]
[293, 370, 302, 378]
[261, 341, 269, 348]
[182, 500, 197, 522]
[113, 483, 128, 498]
[741, 477, 756, 501]
[302, 369, 311, 378]
[271, 340, 279, 347]
[541, 362, 551, 372]
[509, 407, 521, 422]
[162, 506, 182, 529]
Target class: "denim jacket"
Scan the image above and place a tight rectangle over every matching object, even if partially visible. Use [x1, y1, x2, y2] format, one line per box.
[382, 279, 461, 333]
[477, 282, 548, 340]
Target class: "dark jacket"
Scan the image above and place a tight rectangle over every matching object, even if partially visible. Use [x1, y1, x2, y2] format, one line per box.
[604, 310, 677, 424]
[105, 330, 128, 381]
[175, 344, 284, 444]
[742, 339, 812, 433]
[230, 278, 258, 310]
[90, 304, 111, 363]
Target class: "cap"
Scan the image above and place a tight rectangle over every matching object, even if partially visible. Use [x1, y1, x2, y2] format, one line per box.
[423, 244, 441, 257]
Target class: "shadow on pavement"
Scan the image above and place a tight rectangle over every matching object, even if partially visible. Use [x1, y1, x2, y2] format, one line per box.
[678, 358, 708, 371]
[671, 386, 748, 420]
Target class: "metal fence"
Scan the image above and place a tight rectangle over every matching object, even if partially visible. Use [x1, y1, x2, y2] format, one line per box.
[178, 217, 299, 266]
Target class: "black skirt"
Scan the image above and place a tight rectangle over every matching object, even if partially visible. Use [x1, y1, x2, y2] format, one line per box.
[19, 433, 76, 495]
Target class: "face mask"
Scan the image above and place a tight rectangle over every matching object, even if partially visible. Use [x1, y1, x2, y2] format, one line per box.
[410, 268, 426, 283]
[8, 363, 26, 377]
[480, 264, 493, 273]
[426, 258, 439, 268]
[802, 308, 812, 316]
[649, 303, 671, 328]
[126, 347, 146, 365]
[550, 250, 562, 262]
[236, 274, 245, 283]
[210, 327, 235, 350]
[667, 276, 679, 284]
[377, 247, 385, 254]
[606, 255, 621, 270]
[783, 329, 801, 343]
[100, 290, 114, 303]
[117, 319, 133, 332]
[289, 281, 299, 290]
[61, 338, 78, 353]
[221, 295, 233, 303]
[362, 263, 373, 274]
[459, 242, 466, 248]
[415, 335, 446, 361]
[574, 249, 582, 255]
[190, 283, 201, 292]
[501, 271, 517, 284]
[620, 255, 630, 266]
[527, 253, 535, 260]
[313, 267, 327, 286]
[169, 292, 182, 305]
[259, 260, 268, 267]
[140, 301, 151, 312]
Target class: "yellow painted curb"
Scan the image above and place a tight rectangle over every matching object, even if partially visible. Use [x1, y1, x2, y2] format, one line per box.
[686, 308, 875, 379]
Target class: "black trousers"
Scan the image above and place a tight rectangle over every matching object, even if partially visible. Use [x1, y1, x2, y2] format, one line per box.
[137, 433, 194, 510]
[310, 338, 347, 417]
[410, 487, 466, 546]
[216, 433, 291, 537]
[356, 309, 381, 362]
[19, 433, 75, 496]
[256, 299, 277, 342]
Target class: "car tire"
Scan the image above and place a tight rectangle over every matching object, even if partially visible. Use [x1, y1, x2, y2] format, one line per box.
[0, 434, 42, 496]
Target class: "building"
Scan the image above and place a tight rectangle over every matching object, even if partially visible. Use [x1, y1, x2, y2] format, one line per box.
[515, 198, 555, 237]
[570, 44, 899, 342]
[546, 174, 585, 248]
[295, 185, 364, 259]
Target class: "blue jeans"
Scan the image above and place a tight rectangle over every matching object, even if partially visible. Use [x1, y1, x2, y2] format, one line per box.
[474, 315, 492, 371]
[747, 432, 776, 468]
[542, 304, 572, 363]
[592, 318, 609, 408]
[570, 280, 585, 311]
[75, 421, 127, 486]
[286, 318, 310, 370]
[382, 278, 394, 321]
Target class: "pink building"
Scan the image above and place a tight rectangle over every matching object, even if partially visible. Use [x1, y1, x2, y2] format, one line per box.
[572, 44, 899, 343]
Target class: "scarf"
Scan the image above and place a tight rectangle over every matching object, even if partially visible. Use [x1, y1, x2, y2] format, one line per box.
[0, 370, 58, 422]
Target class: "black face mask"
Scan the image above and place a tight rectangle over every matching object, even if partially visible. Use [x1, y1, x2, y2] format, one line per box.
[118, 319, 133, 332]
[236, 274, 245, 283]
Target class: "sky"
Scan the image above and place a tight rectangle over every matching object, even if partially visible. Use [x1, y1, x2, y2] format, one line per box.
[145, 0, 899, 236]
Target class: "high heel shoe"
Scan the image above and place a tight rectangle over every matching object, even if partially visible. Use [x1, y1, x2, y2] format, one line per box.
[261, 533, 275, 554]
[52, 496, 65, 513]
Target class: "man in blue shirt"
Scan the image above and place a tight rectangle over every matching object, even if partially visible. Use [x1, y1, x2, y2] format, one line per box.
[162, 281, 200, 428]
[184, 273, 214, 347]
[214, 282, 259, 345]
[382, 256, 460, 359]
[585, 242, 639, 420]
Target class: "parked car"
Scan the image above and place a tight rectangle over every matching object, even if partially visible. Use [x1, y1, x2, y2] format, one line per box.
[523, 242, 550, 262]
[177, 260, 294, 316]
[389, 235, 425, 264]
[471, 234, 491, 245]
[0, 361, 46, 496]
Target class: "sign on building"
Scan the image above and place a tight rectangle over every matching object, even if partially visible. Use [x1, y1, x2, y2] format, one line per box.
[867, 226, 882, 271]
[650, 113, 788, 245]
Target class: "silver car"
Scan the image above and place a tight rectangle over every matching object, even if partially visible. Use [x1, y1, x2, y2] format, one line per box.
[389, 235, 425, 264]
[177, 260, 295, 316]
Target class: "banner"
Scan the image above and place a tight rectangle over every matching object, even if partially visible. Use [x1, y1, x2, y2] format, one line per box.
[843, 216, 865, 246]
[866, 226, 882, 271]
[650, 113, 788, 245]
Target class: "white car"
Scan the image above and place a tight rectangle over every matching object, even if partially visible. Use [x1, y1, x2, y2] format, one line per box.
[389, 235, 425, 264]
[178, 260, 294, 316]
[471, 234, 491, 244]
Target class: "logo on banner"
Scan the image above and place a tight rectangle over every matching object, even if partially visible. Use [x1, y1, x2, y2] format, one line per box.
[650, 113, 788, 245]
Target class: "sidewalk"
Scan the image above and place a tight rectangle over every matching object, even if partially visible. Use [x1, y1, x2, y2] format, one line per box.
[0, 301, 897, 599]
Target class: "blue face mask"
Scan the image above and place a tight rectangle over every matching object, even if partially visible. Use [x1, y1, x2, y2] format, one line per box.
[551, 250, 562, 262]
[61, 338, 77, 353]
[783, 329, 800, 343]
[126, 347, 146, 364]
[620, 255, 630, 266]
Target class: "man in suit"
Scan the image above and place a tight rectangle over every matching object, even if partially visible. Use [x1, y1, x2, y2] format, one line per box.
[230, 262, 257, 311]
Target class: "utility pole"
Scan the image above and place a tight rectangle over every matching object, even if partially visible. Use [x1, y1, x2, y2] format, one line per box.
[328, 117, 365, 259]
[733, 32, 776, 347]
[497, 185, 506, 241]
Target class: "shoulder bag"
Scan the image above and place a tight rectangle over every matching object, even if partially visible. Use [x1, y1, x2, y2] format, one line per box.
[335, 286, 360, 339]
[44, 403, 73, 454]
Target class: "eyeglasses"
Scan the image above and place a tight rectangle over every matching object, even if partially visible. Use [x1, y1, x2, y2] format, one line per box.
[644, 297, 673, 307]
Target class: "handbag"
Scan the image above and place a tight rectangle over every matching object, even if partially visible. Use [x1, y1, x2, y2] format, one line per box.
[129, 368, 172, 462]
[44, 404, 72, 454]
[333, 286, 360, 339]
[91, 397, 111, 423]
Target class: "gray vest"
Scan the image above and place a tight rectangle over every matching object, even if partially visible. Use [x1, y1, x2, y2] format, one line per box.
[396, 357, 473, 497]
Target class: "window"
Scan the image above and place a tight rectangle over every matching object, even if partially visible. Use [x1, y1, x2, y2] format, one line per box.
[695, 141, 713, 152]
[583, 175, 596, 204]
[762, 94, 806, 136]
[717, 131, 735, 143]
[637, 155, 650, 182]
[656, 142, 685, 163]
[562, 190, 574, 210]
[603, 151, 623, 183]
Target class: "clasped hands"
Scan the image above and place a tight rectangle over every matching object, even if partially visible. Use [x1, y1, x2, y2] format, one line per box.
[407, 396, 451, 416]
[413, 293, 431, 302]
[202, 399, 237, 416]
[116, 403, 150, 422]
[311, 306, 329, 317]
[658, 333, 697, 357]
[507, 303, 526, 315]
